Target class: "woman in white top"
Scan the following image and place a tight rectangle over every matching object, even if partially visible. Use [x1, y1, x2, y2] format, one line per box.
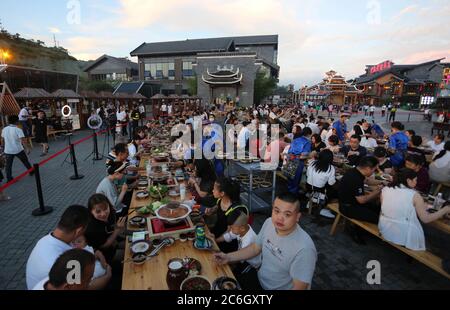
[428, 141, 450, 184]
[306, 149, 337, 218]
[379, 168, 450, 251]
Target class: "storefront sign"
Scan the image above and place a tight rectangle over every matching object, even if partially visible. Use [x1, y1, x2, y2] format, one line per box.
[369, 61, 393, 75]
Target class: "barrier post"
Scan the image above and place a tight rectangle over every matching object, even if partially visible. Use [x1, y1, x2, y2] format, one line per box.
[31, 164, 54, 217]
[69, 144, 84, 180]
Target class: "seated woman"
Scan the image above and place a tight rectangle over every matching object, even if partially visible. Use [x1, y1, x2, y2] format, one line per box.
[429, 141, 450, 184]
[207, 177, 243, 253]
[405, 154, 431, 194]
[326, 134, 340, 154]
[379, 168, 450, 251]
[188, 158, 217, 210]
[84, 193, 126, 264]
[306, 149, 337, 219]
[311, 134, 326, 153]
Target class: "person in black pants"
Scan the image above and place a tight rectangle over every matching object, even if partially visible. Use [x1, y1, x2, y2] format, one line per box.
[1, 115, 34, 182]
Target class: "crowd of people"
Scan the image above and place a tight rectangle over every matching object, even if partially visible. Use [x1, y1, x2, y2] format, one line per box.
[1, 99, 449, 290]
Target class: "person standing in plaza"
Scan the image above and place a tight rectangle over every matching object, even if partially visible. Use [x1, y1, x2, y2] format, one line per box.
[19, 104, 32, 138]
[381, 104, 387, 117]
[138, 102, 146, 126]
[32, 110, 49, 157]
[389, 104, 397, 122]
[1, 115, 33, 182]
[160, 100, 167, 124]
[369, 105, 375, 118]
[116, 106, 128, 136]
[130, 106, 140, 136]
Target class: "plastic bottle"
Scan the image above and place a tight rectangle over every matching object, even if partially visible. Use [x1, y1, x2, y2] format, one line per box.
[146, 161, 152, 177]
[179, 184, 186, 201]
[433, 193, 445, 210]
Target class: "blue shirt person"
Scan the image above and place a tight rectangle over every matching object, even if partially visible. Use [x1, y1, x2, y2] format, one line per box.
[287, 128, 312, 195]
[332, 114, 349, 143]
[388, 122, 409, 167]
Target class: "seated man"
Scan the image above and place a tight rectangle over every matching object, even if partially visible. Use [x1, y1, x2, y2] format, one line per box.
[340, 135, 367, 166]
[96, 162, 131, 216]
[405, 154, 430, 194]
[26, 205, 90, 289]
[338, 156, 381, 224]
[32, 249, 95, 290]
[407, 135, 427, 165]
[426, 134, 445, 155]
[214, 192, 317, 290]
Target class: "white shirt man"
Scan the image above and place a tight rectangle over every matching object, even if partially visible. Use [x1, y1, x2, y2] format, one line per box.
[237, 126, 250, 150]
[369, 106, 375, 113]
[360, 136, 378, 148]
[306, 122, 320, 135]
[19, 107, 30, 121]
[160, 103, 167, 113]
[167, 104, 173, 116]
[26, 233, 73, 289]
[381, 105, 387, 111]
[138, 104, 145, 114]
[116, 110, 127, 122]
[1, 124, 25, 155]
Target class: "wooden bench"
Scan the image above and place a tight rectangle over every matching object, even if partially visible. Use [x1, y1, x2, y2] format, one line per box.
[327, 202, 450, 280]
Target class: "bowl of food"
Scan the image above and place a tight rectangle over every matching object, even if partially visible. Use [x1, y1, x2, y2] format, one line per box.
[179, 234, 188, 242]
[154, 152, 170, 162]
[189, 211, 203, 224]
[129, 216, 146, 226]
[148, 184, 169, 199]
[136, 191, 149, 200]
[132, 253, 148, 265]
[156, 202, 192, 224]
[130, 240, 150, 254]
[212, 277, 241, 290]
[137, 180, 149, 188]
[180, 276, 212, 290]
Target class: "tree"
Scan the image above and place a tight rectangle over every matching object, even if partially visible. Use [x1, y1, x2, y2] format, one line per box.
[253, 71, 277, 106]
[187, 75, 197, 96]
[78, 76, 114, 92]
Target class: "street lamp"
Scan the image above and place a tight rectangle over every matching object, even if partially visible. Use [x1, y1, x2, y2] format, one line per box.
[0, 49, 11, 65]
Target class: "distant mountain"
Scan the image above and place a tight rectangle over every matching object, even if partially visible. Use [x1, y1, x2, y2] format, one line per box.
[0, 30, 92, 77]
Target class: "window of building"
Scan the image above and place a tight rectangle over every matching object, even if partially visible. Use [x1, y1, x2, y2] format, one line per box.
[182, 61, 193, 79]
[144, 62, 175, 80]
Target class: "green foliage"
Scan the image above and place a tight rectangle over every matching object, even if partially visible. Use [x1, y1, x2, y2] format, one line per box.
[79, 76, 114, 92]
[187, 75, 198, 96]
[253, 71, 277, 106]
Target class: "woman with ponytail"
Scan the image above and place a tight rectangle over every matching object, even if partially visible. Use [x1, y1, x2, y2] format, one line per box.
[429, 141, 450, 184]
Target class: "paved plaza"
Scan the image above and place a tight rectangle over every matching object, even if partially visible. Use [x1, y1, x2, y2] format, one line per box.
[0, 111, 449, 290]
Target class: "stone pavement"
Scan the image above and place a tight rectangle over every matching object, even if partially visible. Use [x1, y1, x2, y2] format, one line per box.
[0, 125, 449, 290]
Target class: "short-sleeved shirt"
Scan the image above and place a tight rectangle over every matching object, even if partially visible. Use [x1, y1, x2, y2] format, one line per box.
[338, 168, 365, 207]
[19, 108, 30, 121]
[85, 214, 116, 263]
[288, 136, 311, 156]
[255, 219, 317, 290]
[389, 132, 409, 167]
[332, 120, 347, 142]
[341, 145, 367, 166]
[1, 125, 25, 154]
[26, 234, 72, 290]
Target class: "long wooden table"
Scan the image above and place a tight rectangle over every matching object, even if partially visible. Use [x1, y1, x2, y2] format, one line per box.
[122, 161, 235, 290]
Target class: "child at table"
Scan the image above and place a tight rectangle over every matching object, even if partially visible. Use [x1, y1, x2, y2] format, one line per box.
[215, 210, 261, 274]
[72, 235, 112, 290]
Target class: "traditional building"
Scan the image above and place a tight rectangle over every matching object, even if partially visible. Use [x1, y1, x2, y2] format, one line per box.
[297, 70, 362, 105]
[355, 58, 446, 106]
[130, 35, 279, 106]
[83, 54, 138, 82]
